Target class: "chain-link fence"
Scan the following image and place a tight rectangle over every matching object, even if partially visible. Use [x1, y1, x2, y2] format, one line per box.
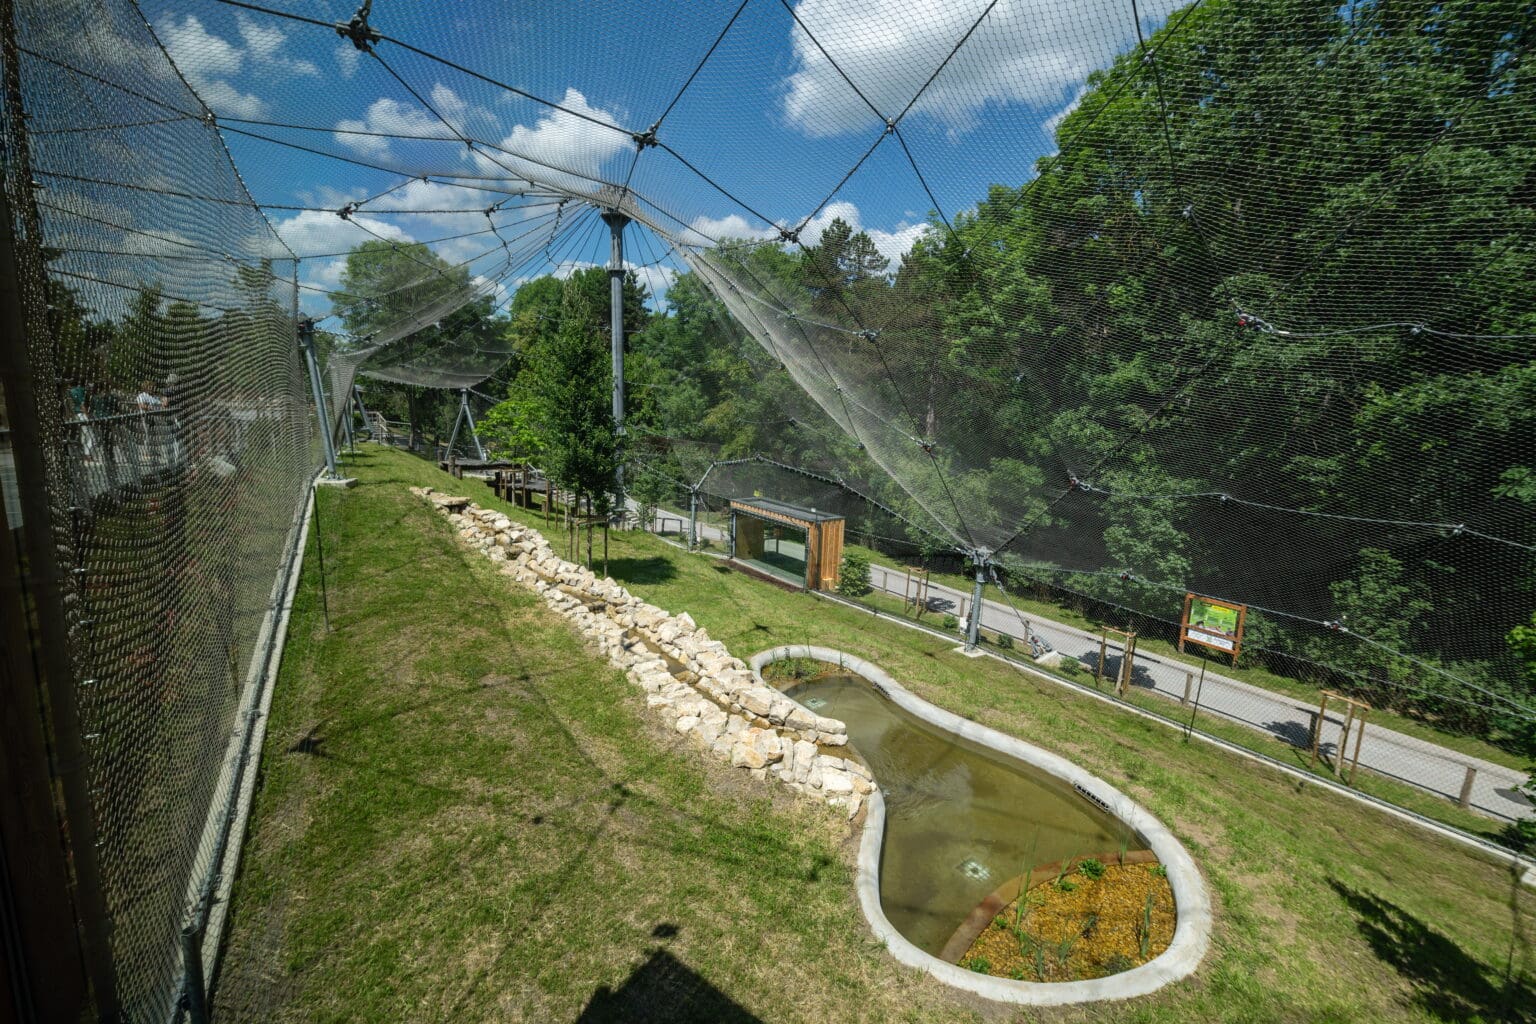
[0, 1, 318, 1018]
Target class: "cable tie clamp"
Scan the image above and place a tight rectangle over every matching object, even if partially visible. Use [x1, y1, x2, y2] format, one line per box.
[884, 119, 895, 135]
[632, 123, 659, 150]
[337, 202, 358, 221]
[335, 1, 381, 51]
[779, 227, 800, 245]
[859, 328, 879, 343]
[201, 111, 217, 127]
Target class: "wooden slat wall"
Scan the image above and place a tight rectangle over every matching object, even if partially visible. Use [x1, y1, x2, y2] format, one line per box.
[818, 519, 844, 591]
[725, 501, 846, 591]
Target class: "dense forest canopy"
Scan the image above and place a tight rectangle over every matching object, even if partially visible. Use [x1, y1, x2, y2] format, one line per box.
[462, 0, 1535, 741]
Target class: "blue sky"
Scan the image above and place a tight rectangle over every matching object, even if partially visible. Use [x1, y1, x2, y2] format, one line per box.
[138, 0, 1170, 316]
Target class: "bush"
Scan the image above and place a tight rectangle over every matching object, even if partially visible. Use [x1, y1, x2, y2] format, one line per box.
[836, 551, 871, 597]
[942, 613, 959, 631]
[1504, 768, 1536, 853]
[996, 632, 1015, 650]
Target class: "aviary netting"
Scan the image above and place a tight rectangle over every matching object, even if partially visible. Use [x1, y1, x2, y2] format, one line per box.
[4, 0, 1533, 1016]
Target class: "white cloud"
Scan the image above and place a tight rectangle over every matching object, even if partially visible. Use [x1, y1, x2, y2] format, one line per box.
[333, 96, 456, 157]
[431, 83, 468, 117]
[335, 43, 361, 79]
[682, 213, 778, 246]
[781, 0, 1175, 137]
[1040, 82, 1089, 145]
[155, 11, 319, 119]
[331, 86, 492, 159]
[484, 88, 630, 195]
[868, 222, 929, 264]
[682, 200, 927, 267]
[158, 14, 244, 82]
[235, 14, 319, 77]
[272, 208, 416, 313]
[196, 79, 268, 120]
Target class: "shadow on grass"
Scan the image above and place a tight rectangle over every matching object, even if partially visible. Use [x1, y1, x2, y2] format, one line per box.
[575, 947, 761, 1024]
[606, 556, 678, 585]
[1328, 879, 1534, 1023]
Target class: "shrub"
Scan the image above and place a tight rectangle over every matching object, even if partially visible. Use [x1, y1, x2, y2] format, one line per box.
[1059, 658, 1081, 677]
[996, 632, 1015, 650]
[942, 613, 959, 631]
[1503, 768, 1536, 853]
[836, 551, 871, 597]
[1079, 858, 1106, 880]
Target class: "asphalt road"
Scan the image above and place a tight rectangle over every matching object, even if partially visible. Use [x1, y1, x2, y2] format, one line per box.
[646, 507, 1531, 822]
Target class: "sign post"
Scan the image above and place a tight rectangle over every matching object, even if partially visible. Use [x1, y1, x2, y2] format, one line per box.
[1180, 593, 1247, 667]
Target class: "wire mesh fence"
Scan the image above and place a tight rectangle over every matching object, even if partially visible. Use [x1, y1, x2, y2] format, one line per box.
[615, 450, 1534, 843]
[1, 1, 318, 1018]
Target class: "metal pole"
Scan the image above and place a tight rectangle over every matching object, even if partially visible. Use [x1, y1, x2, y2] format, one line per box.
[446, 388, 466, 458]
[311, 485, 330, 632]
[688, 487, 698, 550]
[339, 391, 355, 452]
[297, 319, 339, 478]
[1185, 650, 1208, 741]
[601, 208, 629, 495]
[353, 385, 371, 439]
[964, 551, 988, 650]
[462, 389, 486, 461]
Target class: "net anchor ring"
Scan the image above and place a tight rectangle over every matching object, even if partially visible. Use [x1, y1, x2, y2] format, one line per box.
[1235, 310, 1273, 331]
[632, 122, 660, 150]
[335, 1, 382, 52]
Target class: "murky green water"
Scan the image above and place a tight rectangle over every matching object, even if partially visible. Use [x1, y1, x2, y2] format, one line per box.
[782, 674, 1137, 956]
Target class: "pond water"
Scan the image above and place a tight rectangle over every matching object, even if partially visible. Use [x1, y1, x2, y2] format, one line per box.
[781, 674, 1140, 956]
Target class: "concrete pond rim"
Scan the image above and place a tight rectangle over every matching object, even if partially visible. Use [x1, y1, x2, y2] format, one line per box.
[748, 644, 1213, 1006]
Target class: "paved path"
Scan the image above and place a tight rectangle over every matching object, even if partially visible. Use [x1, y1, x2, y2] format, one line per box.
[868, 564, 1530, 822]
[639, 506, 1531, 823]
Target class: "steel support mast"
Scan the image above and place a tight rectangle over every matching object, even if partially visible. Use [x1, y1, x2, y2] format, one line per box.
[601, 208, 629, 497]
[297, 318, 340, 478]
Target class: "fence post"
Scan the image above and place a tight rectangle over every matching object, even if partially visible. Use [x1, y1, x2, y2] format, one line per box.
[181, 925, 208, 1024]
[1458, 765, 1477, 809]
[1181, 670, 1193, 706]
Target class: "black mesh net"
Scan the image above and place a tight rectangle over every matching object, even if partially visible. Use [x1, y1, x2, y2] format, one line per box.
[3, 0, 318, 1018]
[5, 0, 1535, 1016]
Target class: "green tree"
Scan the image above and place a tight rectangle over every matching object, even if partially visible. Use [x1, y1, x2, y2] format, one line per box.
[531, 281, 623, 519]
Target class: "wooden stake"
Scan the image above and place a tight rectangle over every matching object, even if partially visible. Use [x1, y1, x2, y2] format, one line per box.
[1348, 708, 1366, 786]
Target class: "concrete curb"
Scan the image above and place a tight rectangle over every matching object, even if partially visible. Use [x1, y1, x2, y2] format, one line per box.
[749, 644, 1212, 1005]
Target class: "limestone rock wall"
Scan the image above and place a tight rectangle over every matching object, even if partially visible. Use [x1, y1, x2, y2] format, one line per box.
[412, 488, 875, 815]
